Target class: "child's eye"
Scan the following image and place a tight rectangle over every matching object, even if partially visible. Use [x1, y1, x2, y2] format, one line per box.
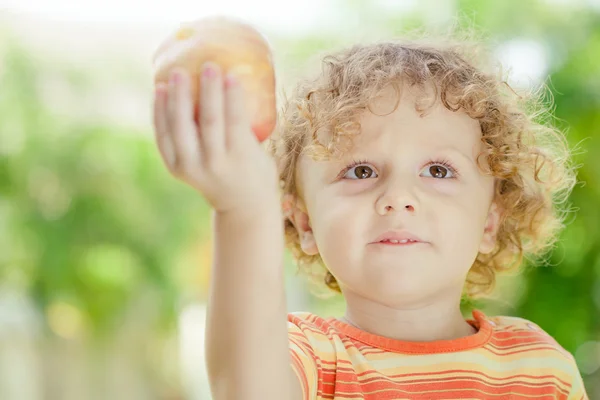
[421, 160, 458, 179]
[342, 161, 378, 180]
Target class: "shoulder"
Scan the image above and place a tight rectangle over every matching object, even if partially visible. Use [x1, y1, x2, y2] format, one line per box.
[488, 313, 545, 333]
[288, 311, 323, 326]
[486, 313, 581, 370]
[287, 311, 337, 336]
[287, 312, 343, 372]
[287, 311, 344, 351]
[490, 314, 563, 343]
[484, 313, 587, 395]
[489, 313, 547, 334]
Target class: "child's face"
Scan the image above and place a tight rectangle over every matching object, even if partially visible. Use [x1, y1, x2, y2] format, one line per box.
[291, 84, 500, 304]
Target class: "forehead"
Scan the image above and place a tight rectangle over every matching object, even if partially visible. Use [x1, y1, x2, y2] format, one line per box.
[356, 84, 480, 147]
[307, 84, 481, 157]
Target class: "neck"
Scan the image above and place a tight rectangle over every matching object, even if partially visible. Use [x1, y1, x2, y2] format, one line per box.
[340, 290, 477, 342]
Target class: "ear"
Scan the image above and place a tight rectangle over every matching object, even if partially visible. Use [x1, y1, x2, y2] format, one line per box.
[479, 201, 501, 255]
[282, 194, 319, 256]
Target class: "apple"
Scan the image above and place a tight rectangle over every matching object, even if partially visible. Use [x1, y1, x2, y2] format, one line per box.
[153, 16, 277, 142]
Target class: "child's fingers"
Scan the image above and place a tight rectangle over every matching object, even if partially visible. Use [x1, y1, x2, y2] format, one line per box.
[224, 73, 252, 149]
[167, 69, 200, 173]
[198, 63, 226, 162]
[153, 83, 177, 170]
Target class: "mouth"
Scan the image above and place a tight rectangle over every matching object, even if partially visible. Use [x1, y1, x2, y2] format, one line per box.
[370, 230, 429, 247]
[374, 239, 425, 247]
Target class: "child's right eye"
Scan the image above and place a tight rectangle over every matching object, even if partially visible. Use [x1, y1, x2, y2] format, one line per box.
[343, 164, 378, 180]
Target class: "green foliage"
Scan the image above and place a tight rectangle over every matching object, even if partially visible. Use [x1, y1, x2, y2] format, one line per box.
[0, 37, 212, 338]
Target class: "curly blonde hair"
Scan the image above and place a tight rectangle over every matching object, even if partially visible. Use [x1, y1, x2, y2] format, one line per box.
[267, 37, 577, 299]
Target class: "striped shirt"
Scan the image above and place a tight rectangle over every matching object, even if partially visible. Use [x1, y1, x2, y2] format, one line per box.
[288, 309, 588, 399]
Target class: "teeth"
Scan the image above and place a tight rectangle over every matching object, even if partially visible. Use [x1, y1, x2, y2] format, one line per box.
[383, 239, 413, 244]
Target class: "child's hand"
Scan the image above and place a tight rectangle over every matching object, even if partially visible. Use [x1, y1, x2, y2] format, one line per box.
[153, 63, 280, 216]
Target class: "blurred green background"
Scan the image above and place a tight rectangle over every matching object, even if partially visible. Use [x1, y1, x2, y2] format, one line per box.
[0, 0, 598, 399]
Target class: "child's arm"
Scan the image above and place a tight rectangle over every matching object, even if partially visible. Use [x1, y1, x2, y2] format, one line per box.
[206, 209, 301, 400]
[152, 65, 301, 400]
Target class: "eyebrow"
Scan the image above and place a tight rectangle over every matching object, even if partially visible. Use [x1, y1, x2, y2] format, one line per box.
[334, 146, 474, 163]
[442, 147, 474, 165]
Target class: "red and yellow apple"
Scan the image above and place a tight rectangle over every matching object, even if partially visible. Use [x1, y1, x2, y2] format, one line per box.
[153, 16, 277, 142]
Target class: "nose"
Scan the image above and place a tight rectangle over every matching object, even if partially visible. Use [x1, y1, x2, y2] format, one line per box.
[379, 203, 415, 213]
[375, 179, 419, 216]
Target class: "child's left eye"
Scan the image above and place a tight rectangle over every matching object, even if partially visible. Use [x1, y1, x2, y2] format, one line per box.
[421, 161, 457, 179]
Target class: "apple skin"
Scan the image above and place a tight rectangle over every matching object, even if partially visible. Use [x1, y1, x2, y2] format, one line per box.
[153, 16, 277, 142]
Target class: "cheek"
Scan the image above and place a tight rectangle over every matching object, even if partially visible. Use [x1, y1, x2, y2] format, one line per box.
[434, 192, 490, 261]
[314, 204, 359, 245]
[311, 195, 365, 268]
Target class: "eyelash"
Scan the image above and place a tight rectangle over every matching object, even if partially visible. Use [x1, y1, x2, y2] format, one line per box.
[340, 158, 460, 179]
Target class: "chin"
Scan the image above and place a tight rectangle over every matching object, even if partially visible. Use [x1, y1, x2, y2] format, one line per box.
[344, 270, 439, 305]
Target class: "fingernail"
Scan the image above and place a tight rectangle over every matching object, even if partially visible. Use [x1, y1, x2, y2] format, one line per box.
[170, 71, 181, 85]
[225, 73, 237, 88]
[203, 64, 216, 78]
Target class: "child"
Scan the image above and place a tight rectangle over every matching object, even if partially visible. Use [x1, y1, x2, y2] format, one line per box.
[152, 35, 589, 399]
